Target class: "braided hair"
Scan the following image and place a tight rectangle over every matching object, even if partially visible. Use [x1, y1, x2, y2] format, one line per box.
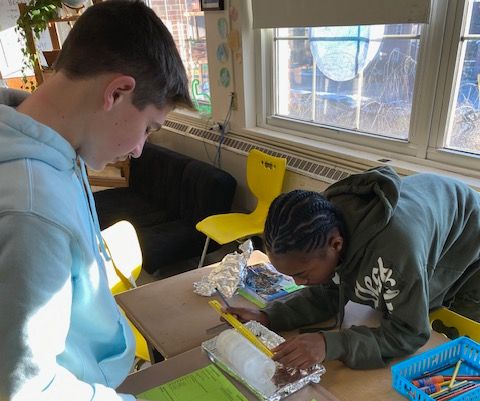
[264, 190, 347, 255]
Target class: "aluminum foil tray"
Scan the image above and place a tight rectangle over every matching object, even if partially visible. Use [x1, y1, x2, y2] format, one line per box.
[201, 321, 326, 401]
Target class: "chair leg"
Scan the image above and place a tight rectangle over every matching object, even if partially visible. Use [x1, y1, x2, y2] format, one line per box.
[198, 237, 210, 268]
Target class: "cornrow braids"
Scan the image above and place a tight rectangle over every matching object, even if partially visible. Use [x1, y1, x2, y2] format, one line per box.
[265, 190, 346, 255]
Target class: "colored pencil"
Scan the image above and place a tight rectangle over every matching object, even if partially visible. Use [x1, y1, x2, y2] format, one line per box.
[448, 359, 462, 388]
[436, 383, 479, 401]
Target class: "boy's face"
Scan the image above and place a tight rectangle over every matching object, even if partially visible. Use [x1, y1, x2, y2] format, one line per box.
[83, 83, 171, 170]
[267, 233, 343, 286]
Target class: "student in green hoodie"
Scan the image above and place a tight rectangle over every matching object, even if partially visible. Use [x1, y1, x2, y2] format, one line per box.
[227, 166, 480, 369]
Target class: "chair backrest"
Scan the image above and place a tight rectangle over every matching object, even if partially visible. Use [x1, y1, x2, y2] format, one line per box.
[430, 307, 480, 342]
[130, 143, 191, 220]
[102, 220, 143, 295]
[247, 149, 287, 212]
[101, 220, 151, 363]
[180, 159, 237, 224]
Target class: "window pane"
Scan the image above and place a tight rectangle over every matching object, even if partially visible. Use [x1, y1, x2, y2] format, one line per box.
[446, 40, 480, 155]
[277, 28, 309, 37]
[469, 0, 480, 34]
[275, 24, 420, 140]
[150, 0, 211, 115]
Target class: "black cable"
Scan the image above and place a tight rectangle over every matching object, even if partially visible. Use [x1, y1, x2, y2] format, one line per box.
[213, 92, 235, 169]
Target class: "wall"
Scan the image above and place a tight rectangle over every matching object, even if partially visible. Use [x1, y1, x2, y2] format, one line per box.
[150, 129, 330, 212]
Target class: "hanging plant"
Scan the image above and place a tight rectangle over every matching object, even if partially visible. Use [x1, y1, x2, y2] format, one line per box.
[16, 0, 62, 91]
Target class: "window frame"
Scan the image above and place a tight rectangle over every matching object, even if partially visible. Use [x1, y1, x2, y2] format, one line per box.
[255, 0, 480, 175]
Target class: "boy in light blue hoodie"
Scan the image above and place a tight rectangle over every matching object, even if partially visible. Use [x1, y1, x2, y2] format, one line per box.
[0, 1, 192, 400]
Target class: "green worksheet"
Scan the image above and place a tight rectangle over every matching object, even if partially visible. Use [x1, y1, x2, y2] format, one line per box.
[137, 364, 249, 401]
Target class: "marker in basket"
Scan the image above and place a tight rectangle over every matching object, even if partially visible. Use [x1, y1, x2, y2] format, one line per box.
[413, 375, 445, 387]
[418, 382, 444, 395]
[208, 299, 274, 358]
[448, 359, 462, 388]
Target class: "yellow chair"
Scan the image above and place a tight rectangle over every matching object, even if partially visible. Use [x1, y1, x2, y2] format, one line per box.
[102, 220, 150, 363]
[196, 149, 287, 267]
[429, 307, 480, 342]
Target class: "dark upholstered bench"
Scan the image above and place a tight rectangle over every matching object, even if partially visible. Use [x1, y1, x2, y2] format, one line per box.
[94, 142, 237, 275]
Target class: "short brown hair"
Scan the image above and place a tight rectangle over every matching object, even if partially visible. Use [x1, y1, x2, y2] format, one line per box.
[54, 0, 193, 110]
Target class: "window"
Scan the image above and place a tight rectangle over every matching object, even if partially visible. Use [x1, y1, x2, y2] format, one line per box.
[258, 0, 480, 173]
[446, 0, 480, 155]
[149, 0, 211, 115]
[275, 25, 421, 140]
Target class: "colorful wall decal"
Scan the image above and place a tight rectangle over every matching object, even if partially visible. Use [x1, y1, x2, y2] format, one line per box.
[229, 5, 238, 22]
[216, 43, 229, 63]
[217, 17, 228, 39]
[219, 67, 231, 87]
[227, 29, 242, 63]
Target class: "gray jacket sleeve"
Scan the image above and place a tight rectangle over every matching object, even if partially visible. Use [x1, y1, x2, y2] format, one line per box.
[262, 283, 340, 331]
[323, 256, 432, 369]
[264, 256, 432, 369]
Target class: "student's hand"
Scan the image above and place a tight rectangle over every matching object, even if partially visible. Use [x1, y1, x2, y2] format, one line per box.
[223, 306, 270, 327]
[272, 333, 326, 370]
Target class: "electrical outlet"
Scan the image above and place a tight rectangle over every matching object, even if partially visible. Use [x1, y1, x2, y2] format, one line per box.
[231, 92, 238, 110]
[211, 122, 222, 131]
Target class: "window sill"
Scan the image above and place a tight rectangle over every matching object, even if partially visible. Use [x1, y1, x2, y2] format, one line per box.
[241, 125, 480, 190]
[168, 110, 480, 190]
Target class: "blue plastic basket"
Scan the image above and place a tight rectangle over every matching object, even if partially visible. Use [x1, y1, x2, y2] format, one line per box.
[391, 337, 480, 401]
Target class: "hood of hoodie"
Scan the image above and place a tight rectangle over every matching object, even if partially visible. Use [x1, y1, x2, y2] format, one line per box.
[0, 88, 76, 170]
[323, 166, 402, 277]
[0, 88, 109, 258]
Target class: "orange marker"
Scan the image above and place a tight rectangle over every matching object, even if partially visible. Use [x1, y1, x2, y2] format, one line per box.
[413, 375, 445, 387]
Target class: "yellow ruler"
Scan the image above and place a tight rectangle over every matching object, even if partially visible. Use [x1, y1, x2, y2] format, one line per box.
[208, 299, 274, 358]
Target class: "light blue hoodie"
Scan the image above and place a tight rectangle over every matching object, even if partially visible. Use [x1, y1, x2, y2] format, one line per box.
[0, 89, 136, 401]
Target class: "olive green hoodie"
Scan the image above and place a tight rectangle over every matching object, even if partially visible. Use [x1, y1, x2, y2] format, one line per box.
[263, 167, 480, 368]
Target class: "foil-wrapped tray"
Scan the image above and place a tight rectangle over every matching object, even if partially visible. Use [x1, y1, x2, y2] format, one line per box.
[201, 321, 326, 401]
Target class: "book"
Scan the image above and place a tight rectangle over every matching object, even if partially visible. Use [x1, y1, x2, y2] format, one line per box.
[137, 364, 249, 401]
[237, 262, 304, 308]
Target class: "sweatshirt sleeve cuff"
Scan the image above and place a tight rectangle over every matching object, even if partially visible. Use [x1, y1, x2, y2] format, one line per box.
[262, 304, 287, 331]
[322, 331, 347, 361]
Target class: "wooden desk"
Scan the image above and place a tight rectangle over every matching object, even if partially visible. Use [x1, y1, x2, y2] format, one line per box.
[117, 330, 446, 401]
[116, 252, 448, 400]
[320, 334, 445, 401]
[118, 346, 340, 401]
[116, 264, 254, 359]
[116, 252, 391, 358]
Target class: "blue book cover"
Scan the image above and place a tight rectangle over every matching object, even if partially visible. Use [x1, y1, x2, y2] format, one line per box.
[237, 263, 304, 308]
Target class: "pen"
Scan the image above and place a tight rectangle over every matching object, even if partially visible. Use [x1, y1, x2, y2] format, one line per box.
[215, 287, 231, 308]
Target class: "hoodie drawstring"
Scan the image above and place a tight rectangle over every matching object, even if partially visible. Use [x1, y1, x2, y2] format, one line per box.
[78, 159, 137, 289]
[78, 159, 110, 263]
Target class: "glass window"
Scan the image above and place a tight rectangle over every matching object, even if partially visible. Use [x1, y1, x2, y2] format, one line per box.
[445, 0, 480, 156]
[149, 0, 211, 115]
[264, 1, 480, 169]
[274, 24, 421, 140]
